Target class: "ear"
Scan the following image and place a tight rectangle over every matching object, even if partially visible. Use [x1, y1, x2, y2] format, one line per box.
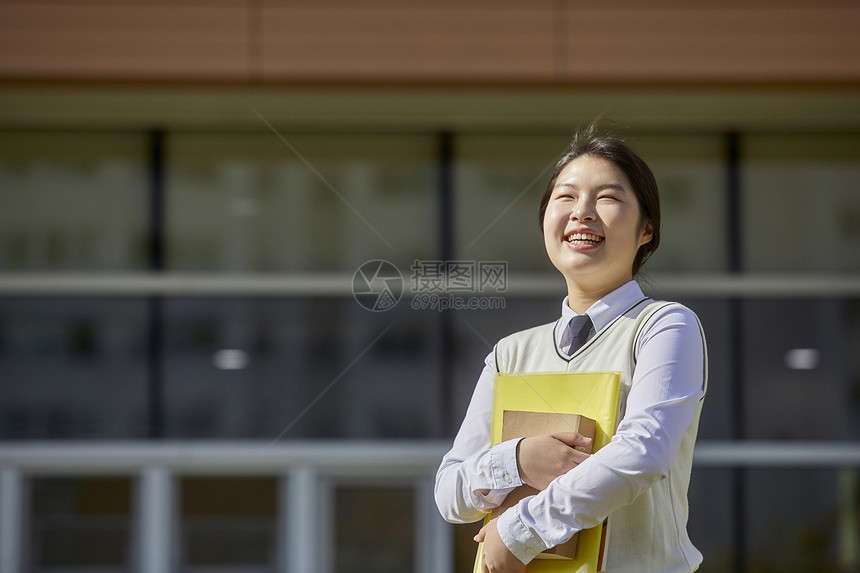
[638, 219, 654, 247]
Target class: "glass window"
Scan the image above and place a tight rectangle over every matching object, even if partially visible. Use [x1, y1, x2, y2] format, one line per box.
[0, 131, 149, 270]
[454, 134, 571, 271]
[686, 468, 736, 572]
[163, 297, 443, 439]
[666, 297, 733, 441]
[334, 485, 414, 573]
[0, 298, 149, 439]
[449, 297, 561, 426]
[742, 134, 860, 272]
[454, 133, 726, 273]
[179, 477, 278, 571]
[630, 135, 727, 272]
[30, 477, 133, 571]
[165, 133, 438, 272]
[745, 468, 857, 571]
[742, 299, 860, 441]
[453, 521, 484, 573]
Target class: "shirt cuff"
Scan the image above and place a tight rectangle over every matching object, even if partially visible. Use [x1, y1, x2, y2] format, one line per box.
[496, 500, 548, 564]
[488, 438, 524, 489]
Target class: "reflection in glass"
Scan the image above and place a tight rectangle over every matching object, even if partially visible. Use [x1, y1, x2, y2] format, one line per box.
[165, 133, 438, 272]
[454, 134, 570, 271]
[0, 298, 149, 439]
[335, 485, 414, 573]
[0, 131, 149, 270]
[686, 468, 735, 573]
[449, 297, 561, 428]
[742, 134, 860, 272]
[30, 477, 133, 570]
[745, 468, 858, 572]
[742, 299, 860, 441]
[631, 135, 726, 272]
[163, 297, 443, 439]
[179, 477, 278, 571]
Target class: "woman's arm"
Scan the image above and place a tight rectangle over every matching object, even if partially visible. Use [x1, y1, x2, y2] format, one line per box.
[496, 305, 706, 563]
[434, 353, 524, 524]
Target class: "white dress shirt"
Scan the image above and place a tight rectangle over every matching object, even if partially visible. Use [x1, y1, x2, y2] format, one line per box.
[434, 280, 706, 564]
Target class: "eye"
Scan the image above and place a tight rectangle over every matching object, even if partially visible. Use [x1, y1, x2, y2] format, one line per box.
[598, 194, 620, 202]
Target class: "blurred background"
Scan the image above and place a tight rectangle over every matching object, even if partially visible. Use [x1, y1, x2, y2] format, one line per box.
[1, 1, 859, 572]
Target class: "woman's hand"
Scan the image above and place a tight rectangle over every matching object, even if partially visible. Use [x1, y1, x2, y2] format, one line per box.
[472, 432, 589, 571]
[516, 432, 592, 490]
[474, 518, 526, 573]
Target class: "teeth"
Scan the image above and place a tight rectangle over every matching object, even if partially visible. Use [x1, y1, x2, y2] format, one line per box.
[567, 233, 601, 243]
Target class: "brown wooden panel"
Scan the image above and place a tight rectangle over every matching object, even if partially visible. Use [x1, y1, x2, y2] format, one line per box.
[0, 0, 858, 84]
[0, 2, 251, 80]
[562, 6, 860, 82]
[260, 0, 558, 81]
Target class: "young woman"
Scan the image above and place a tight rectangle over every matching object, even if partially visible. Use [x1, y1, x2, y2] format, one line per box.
[435, 125, 707, 572]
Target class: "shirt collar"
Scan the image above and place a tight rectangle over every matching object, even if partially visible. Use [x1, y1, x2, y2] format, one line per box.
[558, 280, 645, 353]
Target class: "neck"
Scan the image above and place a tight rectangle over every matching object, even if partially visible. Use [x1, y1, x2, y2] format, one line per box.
[565, 276, 632, 314]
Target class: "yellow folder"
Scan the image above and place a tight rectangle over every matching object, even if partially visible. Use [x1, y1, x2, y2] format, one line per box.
[473, 371, 622, 573]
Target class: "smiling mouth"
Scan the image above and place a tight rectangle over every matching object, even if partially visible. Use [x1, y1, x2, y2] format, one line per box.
[566, 232, 603, 245]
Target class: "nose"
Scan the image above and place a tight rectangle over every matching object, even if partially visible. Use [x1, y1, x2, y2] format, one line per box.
[570, 198, 596, 221]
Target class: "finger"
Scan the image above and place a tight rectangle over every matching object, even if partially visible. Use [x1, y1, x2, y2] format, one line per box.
[474, 522, 489, 542]
[552, 431, 593, 447]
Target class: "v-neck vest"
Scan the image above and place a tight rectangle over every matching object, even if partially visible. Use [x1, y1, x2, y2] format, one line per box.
[493, 298, 705, 573]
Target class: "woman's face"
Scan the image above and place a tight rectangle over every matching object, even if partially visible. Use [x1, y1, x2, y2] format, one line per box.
[543, 154, 653, 292]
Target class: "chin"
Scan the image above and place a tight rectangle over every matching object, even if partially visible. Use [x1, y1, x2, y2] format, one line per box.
[550, 257, 598, 278]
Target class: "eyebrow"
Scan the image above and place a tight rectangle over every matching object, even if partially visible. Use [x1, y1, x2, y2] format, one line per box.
[554, 182, 627, 193]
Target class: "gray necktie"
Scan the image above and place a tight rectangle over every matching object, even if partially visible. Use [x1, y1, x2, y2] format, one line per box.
[567, 314, 593, 355]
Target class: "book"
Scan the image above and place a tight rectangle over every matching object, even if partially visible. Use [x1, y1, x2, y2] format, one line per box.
[474, 371, 622, 573]
[490, 411, 596, 560]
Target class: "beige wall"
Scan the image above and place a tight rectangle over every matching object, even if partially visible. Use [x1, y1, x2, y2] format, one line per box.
[1, 0, 859, 84]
